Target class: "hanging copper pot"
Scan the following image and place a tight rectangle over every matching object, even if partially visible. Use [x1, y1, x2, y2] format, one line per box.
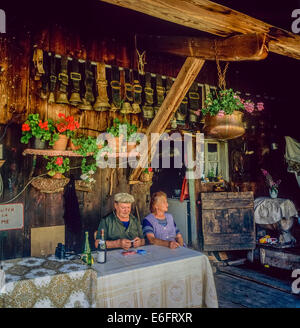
[203, 111, 245, 140]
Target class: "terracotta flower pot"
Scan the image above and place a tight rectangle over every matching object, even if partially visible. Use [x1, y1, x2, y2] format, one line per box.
[53, 134, 69, 151]
[127, 142, 136, 153]
[52, 172, 64, 179]
[203, 111, 245, 140]
[68, 139, 80, 151]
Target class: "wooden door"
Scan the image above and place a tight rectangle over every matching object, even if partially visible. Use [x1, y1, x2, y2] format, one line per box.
[200, 192, 255, 251]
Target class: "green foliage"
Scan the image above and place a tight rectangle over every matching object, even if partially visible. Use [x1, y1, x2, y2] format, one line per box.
[44, 156, 70, 176]
[21, 113, 58, 146]
[106, 118, 139, 141]
[72, 136, 99, 157]
[202, 88, 244, 116]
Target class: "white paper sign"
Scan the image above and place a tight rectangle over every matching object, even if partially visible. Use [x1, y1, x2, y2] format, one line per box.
[0, 203, 24, 231]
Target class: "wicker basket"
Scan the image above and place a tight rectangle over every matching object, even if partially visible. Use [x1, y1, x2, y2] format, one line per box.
[139, 171, 154, 182]
[31, 177, 70, 193]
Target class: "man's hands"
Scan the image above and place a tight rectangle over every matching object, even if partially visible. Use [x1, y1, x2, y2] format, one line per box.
[118, 237, 144, 250]
[119, 239, 131, 250]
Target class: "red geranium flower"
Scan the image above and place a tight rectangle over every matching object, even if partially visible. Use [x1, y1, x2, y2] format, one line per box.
[22, 123, 30, 132]
[55, 157, 63, 166]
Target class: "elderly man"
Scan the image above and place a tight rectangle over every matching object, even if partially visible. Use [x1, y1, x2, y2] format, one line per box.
[95, 193, 145, 250]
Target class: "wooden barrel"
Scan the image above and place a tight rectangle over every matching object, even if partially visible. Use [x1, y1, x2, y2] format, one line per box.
[203, 111, 245, 140]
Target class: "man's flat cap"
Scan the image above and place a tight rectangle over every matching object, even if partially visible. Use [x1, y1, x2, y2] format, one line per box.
[114, 193, 135, 203]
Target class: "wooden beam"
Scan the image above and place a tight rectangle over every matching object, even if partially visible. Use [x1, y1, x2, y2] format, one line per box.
[99, 0, 300, 60]
[137, 33, 269, 61]
[129, 57, 205, 182]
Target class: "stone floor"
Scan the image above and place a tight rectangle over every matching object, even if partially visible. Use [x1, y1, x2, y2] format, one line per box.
[213, 262, 300, 308]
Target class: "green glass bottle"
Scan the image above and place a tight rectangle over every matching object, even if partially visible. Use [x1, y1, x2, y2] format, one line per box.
[82, 231, 93, 266]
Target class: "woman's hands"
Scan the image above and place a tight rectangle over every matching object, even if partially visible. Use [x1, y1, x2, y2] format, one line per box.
[168, 241, 180, 249]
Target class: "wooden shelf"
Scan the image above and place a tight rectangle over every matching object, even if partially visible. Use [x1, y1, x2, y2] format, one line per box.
[22, 149, 92, 157]
[22, 149, 140, 158]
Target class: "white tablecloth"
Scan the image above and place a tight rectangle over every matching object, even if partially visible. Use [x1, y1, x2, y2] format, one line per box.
[93, 245, 218, 308]
[254, 197, 298, 225]
[0, 255, 97, 308]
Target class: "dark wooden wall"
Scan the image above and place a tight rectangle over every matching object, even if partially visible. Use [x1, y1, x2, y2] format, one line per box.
[0, 0, 298, 259]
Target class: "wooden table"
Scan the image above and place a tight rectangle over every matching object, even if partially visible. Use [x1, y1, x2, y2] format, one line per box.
[93, 245, 218, 308]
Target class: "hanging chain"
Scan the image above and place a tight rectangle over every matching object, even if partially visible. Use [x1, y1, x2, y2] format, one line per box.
[214, 40, 229, 90]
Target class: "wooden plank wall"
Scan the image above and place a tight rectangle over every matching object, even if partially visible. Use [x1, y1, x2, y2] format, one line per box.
[0, 3, 280, 258]
[0, 22, 159, 258]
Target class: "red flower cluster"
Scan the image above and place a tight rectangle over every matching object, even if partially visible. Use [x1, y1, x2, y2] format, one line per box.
[55, 157, 63, 166]
[56, 113, 80, 133]
[22, 123, 30, 132]
[38, 120, 49, 131]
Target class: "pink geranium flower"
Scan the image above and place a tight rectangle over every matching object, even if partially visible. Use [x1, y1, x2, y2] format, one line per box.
[257, 102, 264, 111]
[217, 110, 225, 117]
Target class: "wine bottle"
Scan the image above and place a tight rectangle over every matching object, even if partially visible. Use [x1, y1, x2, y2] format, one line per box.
[82, 231, 93, 266]
[97, 229, 107, 264]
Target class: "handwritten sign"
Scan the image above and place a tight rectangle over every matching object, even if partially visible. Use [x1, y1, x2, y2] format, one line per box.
[0, 203, 24, 231]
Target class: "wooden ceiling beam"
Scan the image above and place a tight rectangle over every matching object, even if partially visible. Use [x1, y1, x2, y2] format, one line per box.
[137, 33, 269, 61]
[129, 57, 205, 182]
[99, 0, 300, 60]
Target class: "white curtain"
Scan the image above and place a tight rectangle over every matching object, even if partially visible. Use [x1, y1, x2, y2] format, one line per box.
[285, 136, 300, 187]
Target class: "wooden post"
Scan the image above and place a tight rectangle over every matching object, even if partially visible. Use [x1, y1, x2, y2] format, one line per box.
[129, 57, 205, 182]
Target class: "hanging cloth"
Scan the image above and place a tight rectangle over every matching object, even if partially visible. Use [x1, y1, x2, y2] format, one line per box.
[180, 177, 189, 202]
[63, 176, 82, 253]
[285, 136, 300, 187]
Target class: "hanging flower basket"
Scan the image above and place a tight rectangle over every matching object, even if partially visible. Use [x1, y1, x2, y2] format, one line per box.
[203, 111, 245, 140]
[202, 88, 264, 140]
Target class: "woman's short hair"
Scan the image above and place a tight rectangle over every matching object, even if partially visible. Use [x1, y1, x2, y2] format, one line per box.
[150, 191, 167, 213]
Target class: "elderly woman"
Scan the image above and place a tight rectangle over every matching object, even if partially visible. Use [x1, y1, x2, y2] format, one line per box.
[95, 192, 145, 250]
[142, 191, 184, 249]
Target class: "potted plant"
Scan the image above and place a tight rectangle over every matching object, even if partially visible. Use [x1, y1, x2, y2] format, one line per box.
[124, 121, 141, 152]
[53, 113, 80, 150]
[44, 156, 70, 179]
[21, 113, 57, 149]
[80, 157, 97, 184]
[106, 118, 140, 153]
[202, 88, 264, 140]
[106, 118, 125, 153]
[261, 168, 281, 198]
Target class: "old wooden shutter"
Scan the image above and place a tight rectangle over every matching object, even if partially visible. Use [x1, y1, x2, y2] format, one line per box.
[200, 192, 255, 251]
